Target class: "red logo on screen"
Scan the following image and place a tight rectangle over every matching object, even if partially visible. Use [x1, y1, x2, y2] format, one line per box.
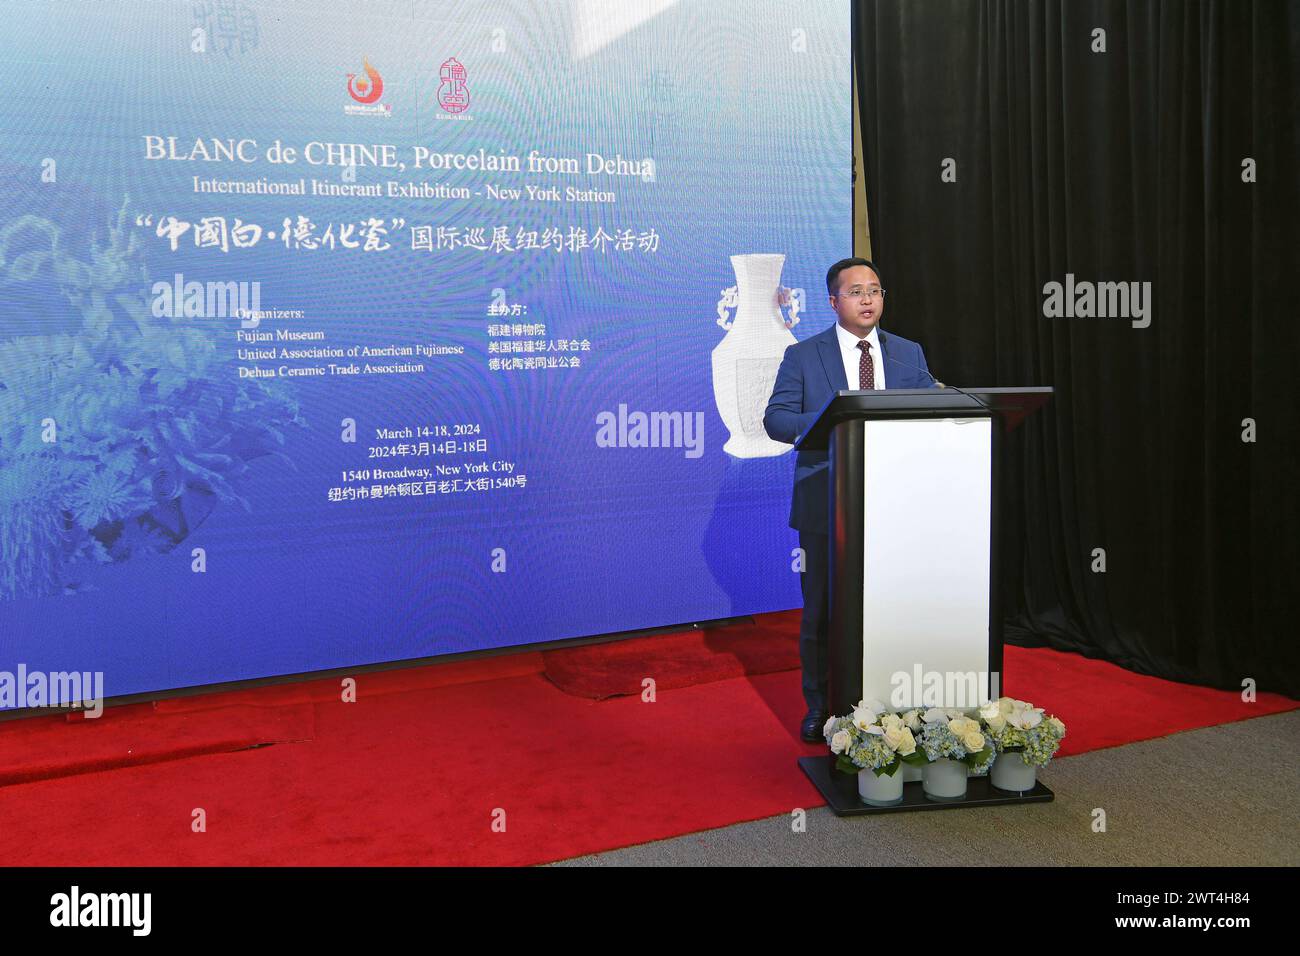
[437, 58, 469, 113]
[347, 57, 384, 103]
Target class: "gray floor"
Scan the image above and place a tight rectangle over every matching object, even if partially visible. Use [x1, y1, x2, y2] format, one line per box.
[552, 709, 1300, 866]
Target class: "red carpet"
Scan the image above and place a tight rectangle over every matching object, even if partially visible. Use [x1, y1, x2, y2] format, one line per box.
[543, 610, 803, 698]
[0, 652, 543, 787]
[0, 617, 1293, 866]
[0, 701, 315, 787]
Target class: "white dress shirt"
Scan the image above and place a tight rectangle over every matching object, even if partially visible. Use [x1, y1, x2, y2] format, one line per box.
[835, 322, 885, 390]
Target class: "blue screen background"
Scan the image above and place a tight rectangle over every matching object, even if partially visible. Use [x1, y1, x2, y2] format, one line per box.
[0, 0, 852, 701]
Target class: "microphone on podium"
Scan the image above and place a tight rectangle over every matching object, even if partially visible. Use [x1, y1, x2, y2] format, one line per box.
[878, 333, 991, 413]
[878, 332, 945, 388]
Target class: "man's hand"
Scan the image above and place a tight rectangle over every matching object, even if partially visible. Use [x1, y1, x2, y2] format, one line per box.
[764, 345, 819, 444]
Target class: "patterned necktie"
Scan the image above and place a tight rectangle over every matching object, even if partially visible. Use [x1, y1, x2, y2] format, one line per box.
[856, 339, 876, 390]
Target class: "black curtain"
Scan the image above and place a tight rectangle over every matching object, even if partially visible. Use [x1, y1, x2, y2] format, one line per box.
[854, 0, 1299, 697]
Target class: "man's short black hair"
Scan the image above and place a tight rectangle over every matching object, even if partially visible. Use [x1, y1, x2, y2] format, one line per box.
[826, 257, 883, 296]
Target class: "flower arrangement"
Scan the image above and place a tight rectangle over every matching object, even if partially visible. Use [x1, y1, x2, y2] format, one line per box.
[823, 699, 928, 777]
[979, 697, 1066, 768]
[916, 707, 996, 773]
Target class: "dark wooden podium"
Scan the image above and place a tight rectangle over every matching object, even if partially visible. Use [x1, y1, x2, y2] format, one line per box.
[793, 387, 1055, 815]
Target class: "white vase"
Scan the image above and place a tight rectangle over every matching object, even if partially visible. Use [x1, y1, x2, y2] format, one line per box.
[711, 253, 800, 458]
[902, 763, 923, 783]
[990, 751, 1038, 793]
[922, 758, 968, 801]
[858, 766, 904, 806]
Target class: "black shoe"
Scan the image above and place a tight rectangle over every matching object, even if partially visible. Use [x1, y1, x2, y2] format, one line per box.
[800, 710, 828, 743]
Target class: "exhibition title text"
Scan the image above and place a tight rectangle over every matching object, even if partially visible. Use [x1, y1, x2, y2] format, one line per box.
[143, 135, 656, 177]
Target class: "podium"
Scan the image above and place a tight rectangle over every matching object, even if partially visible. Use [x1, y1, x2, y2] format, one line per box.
[792, 387, 1055, 815]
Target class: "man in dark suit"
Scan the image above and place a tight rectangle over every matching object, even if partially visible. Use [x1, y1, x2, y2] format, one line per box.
[763, 258, 936, 741]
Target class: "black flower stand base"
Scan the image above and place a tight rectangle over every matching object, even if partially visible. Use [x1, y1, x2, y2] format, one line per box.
[798, 756, 1055, 817]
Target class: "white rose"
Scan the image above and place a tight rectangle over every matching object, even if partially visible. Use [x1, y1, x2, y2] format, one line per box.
[882, 725, 905, 751]
[978, 701, 1001, 722]
[895, 727, 917, 756]
[962, 730, 985, 752]
[881, 713, 905, 734]
[823, 716, 838, 739]
[830, 730, 852, 754]
[948, 717, 977, 737]
[902, 710, 922, 731]
[984, 712, 1006, 733]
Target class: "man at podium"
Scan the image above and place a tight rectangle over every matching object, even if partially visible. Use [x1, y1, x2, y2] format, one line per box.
[763, 257, 937, 741]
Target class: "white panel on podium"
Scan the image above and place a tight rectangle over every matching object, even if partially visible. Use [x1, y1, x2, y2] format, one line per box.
[861, 418, 993, 711]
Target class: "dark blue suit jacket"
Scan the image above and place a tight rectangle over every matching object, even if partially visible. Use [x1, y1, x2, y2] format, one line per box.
[763, 323, 936, 532]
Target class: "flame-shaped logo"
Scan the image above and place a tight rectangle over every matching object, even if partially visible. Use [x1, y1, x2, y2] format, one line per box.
[347, 57, 383, 104]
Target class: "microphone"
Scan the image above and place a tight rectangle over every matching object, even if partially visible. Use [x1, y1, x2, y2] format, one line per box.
[877, 332, 944, 387]
[879, 333, 991, 414]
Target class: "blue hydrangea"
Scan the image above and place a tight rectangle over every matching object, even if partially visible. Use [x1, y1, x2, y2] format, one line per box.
[919, 721, 967, 762]
[968, 745, 996, 776]
[825, 714, 900, 773]
[987, 718, 1065, 768]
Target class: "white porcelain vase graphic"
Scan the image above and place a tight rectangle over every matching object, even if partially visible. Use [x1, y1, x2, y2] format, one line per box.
[711, 254, 803, 458]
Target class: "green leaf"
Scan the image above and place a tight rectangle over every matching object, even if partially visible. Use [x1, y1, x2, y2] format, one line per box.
[835, 755, 859, 776]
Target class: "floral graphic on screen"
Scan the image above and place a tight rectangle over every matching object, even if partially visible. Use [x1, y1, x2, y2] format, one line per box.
[0, 199, 304, 600]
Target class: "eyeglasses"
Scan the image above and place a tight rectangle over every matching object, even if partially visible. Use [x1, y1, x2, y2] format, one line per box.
[836, 287, 885, 300]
